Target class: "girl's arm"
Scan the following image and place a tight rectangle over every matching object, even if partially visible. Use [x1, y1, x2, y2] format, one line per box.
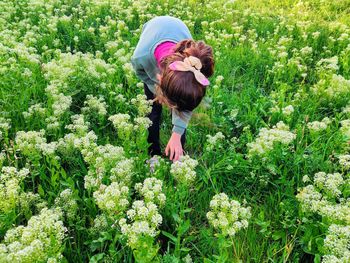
[131, 56, 155, 89]
[172, 109, 192, 135]
[165, 109, 192, 161]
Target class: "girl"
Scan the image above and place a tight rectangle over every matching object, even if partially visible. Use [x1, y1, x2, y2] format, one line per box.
[131, 15, 214, 162]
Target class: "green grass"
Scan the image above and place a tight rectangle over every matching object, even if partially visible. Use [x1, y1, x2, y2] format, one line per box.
[0, 0, 349, 262]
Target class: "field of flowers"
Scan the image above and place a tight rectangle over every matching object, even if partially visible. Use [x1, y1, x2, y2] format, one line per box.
[0, 0, 350, 262]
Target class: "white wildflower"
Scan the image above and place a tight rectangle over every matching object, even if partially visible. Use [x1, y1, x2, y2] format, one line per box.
[134, 177, 166, 207]
[247, 121, 296, 157]
[170, 155, 199, 184]
[93, 182, 129, 215]
[206, 193, 251, 237]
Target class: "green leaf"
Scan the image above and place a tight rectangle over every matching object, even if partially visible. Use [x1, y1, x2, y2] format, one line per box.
[178, 219, 191, 236]
[162, 231, 177, 243]
[38, 184, 44, 197]
[314, 254, 321, 263]
[172, 213, 181, 223]
[89, 253, 105, 263]
[272, 230, 284, 241]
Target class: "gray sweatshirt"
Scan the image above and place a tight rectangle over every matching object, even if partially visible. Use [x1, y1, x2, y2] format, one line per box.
[131, 16, 193, 135]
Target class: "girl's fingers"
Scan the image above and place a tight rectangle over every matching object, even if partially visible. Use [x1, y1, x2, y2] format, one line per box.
[165, 144, 169, 156]
[170, 148, 175, 160]
[168, 146, 173, 160]
[174, 150, 179, 162]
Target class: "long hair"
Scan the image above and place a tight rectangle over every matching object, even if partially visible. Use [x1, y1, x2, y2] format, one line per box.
[155, 40, 215, 114]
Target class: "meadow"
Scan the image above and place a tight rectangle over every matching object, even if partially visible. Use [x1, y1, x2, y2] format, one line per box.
[0, 0, 350, 262]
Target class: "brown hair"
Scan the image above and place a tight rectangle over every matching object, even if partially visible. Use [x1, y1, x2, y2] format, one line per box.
[155, 40, 214, 114]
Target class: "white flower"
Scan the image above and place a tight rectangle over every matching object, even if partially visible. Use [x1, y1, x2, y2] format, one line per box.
[296, 172, 350, 224]
[307, 117, 331, 132]
[93, 182, 129, 215]
[82, 95, 108, 117]
[312, 74, 350, 100]
[110, 158, 134, 185]
[54, 189, 77, 221]
[108, 113, 133, 135]
[247, 121, 296, 157]
[131, 94, 152, 116]
[338, 154, 350, 170]
[340, 119, 350, 139]
[119, 200, 162, 248]
[135, 177, 166, 207]
[22, 103, 46, 119]
[0, 208, 66, 262]
[207, 193, 251, 237]
[322, 224, 350, 262]
[314, 172, 344, 198]
[282, 105, 294, 116]
[170, 155, 199, 184]
[0, 167, 30, 214]
[205, 132, 225, 151]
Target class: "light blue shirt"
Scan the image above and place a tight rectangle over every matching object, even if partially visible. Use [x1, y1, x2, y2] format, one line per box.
[131, 16, 193, 135]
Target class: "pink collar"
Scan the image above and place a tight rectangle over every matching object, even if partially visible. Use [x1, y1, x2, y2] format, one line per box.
[154, 41, 176, 67]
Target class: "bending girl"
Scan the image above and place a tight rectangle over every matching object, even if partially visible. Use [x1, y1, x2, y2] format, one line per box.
[131, 15, 214, 162]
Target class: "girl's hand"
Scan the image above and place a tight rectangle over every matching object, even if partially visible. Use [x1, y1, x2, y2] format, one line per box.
[165, 132, 183, 162]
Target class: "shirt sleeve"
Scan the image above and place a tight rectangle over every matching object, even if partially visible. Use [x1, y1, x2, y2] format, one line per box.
[172, 109, 192, 135]
[131, 56, 158, 93]
[131, 57, 150, 83]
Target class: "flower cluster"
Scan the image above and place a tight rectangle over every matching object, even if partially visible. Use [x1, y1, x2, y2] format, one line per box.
[282, 105, 294, 116]
[0, 208, 66, 262]
[312, 74, 350, 100]
[42, 52, 116, 128]
[307, 117, 332, 132]
[206, 193, 251, 237]
[118, 176, 166, 250]
[0, 166, 30, 214]
[45, 116, 60, 131]
[133, 117, 152, 131]
[15, 129, 58, 157]
[296, 172, 350, 224]
[313, 172, 344, 197]
[51, 92, 72, 118]
[322, 224, 350, 263]
[205, 132, 225, 151]
[93, 182, 129, 216]
[65, 114, 90, 135]
[338, 154, 350, 170]
[170, 155, 199, 184]
[119, 200, 163, 247]
[82, 94, 108, 117]
[271, 102, 295, 116]
[91, 214, 109, 234]
[340, 119, 350, 139]
[108, 113, 133, 137]
[0, 152, 5, 167]
[43, 52, 115, 85]
[0, 117, 11, 133]
[316, 56, 339, 74]
[131, 93, 152, 116]
[110, 158, 134, 185]
[15, 130, 46, 155]
[82, 144, 125, 189]
[108, 113, 152, 139]
[343, 105, 350, 115]
[135, 178, 166, 207]
[56, 114, 97, 155]
[247, 121, 296, 157]
[22, 103, 46, 119]
[54, 189, 78, 222]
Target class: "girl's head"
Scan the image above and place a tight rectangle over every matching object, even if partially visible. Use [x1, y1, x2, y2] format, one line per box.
[156, 40, 214, 112]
